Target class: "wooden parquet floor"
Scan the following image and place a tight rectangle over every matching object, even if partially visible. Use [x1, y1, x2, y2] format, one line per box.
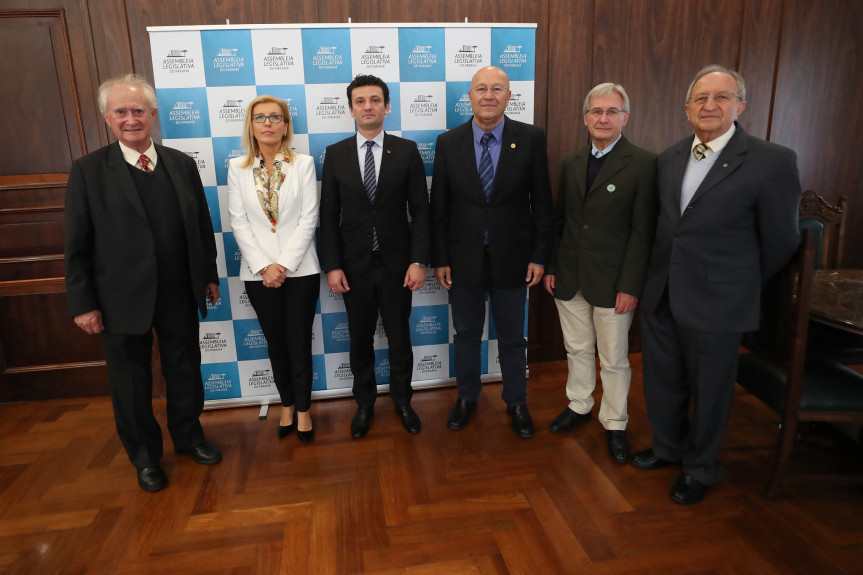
[2, 358, 863, 574]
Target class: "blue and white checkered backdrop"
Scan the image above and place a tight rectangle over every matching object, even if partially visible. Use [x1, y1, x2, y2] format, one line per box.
[146, 23, 536, 407]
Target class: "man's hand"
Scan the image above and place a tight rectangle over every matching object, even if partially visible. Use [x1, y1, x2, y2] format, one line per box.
[206, 283, 220, 305]
[328, 269, 350, 293]
[404, 264, 426, 291]
[74, 310, 105, 335]
[543, 274, 555, 296]
[434, 266, 452, 290]
[525, 263, 544, 287]
[262, 264, 287, 288]
[615, 292, 638, 314]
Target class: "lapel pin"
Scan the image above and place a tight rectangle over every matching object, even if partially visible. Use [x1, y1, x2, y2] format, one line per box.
[607, 184, 616, 192]
[723, 162, 728, 167]
[511, 143, 516, 148]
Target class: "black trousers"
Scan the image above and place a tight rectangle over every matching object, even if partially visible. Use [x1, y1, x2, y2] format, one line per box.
[342, 254, 415, 407]
[245, 273, 320, 412]
[641, 288, 742, 486]
[101, 286, 205, 470]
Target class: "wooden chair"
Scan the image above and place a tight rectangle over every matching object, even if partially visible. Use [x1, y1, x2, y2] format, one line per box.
[798, 189, 847, 269]
[736, 229, 863, 498]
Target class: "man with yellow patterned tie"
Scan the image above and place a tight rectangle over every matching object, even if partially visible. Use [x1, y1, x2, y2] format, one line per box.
[633, 65, 802, 504]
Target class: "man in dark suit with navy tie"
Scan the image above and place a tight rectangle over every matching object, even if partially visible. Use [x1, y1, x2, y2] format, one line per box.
[320, 75, 431, 439]
[632, 65, 802, 504]
[65, 74, 222, 493]
[430, 66, 553, 438]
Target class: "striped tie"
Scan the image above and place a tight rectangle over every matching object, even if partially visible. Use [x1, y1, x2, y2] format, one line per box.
[363, 140, 380, 251]
[479, 132, 494, 199]
[693, 143, 709, 161]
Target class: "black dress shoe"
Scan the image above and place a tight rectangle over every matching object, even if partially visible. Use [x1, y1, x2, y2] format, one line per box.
[277, 422, 296, 438]
[395, 405, 421, 434]
[548, 407, 591, 433]
[297, 427, 315, 444]
[137, 465, 167, 492]
[447, 398, 477, 431]
[351, 405, 374, 439]
[506, 404, 535, 438]
[606, 430, 631, 464]
[630, 448, 676, 470]
[175, 442, 222, 465]
[670, 473, 708, 505]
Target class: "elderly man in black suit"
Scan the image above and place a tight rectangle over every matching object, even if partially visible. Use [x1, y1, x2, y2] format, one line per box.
[632, 65, 802, 504]
[431, 66, 553, 438]
[543, 83, 657, 463]
[65, 74, 222, 493]
[320, 74, 431, 439]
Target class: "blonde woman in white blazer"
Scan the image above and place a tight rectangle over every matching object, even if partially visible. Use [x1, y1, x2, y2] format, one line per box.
[227, 95, 321, 443]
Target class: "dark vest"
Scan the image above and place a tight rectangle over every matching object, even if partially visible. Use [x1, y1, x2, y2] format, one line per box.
[128, 160, 191, 292]
[586, 151, 608, 192]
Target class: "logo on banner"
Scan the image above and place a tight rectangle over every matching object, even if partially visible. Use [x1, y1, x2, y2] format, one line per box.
[213, 47, 244, 73]
[201, 331, 229, 353]
[333, 360, 353, 384]
[411, 305, 448, 346]
[169, 100, 201, 124]
[374, 353, 390, 383]
[409, 94, 438, 117]
[162, 49, 197, 74]
[506, 92, 526, 115]
[416, 353, 443, 374]
[499, 44, 527, 68]
[409, 45, 435, 67]
[183, 148, 207, 172]
[248, 368, 275, 391]
[454, 44, 484, 68]
[218, 99, 246, 123]
[157, 87, 211, 139]
[314, 45, 342, 69]
[322, 312, 351, 353]
[360, 44, 391, 68]
[402, 130, 439, 177]
[201, 362, 241, 400]
[315, 95, 346, 119]
[264, 46, 295, 69]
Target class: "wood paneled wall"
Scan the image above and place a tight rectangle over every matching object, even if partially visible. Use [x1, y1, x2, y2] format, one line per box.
[1, 0, 860, 399]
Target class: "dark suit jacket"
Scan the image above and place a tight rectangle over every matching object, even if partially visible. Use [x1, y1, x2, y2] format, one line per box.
[640, 124, 802, 333]
[319, 133, 430, 278]
[430, 117, 553, 289]
[64, 142, 219, 334]
[549, 136, 658, 307]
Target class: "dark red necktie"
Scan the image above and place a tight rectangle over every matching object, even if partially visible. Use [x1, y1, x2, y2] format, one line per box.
[139, 154, 152, 172]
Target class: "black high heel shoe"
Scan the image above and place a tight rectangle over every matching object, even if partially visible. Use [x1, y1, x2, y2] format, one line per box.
[277, 422, 295, 438]
[297, 427, 315, 444]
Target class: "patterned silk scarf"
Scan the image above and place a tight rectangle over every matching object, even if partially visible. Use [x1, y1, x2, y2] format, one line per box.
[253, 152, 287, 228]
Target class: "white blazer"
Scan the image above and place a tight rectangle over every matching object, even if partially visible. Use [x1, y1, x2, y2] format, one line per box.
[227, 153, 321, 280]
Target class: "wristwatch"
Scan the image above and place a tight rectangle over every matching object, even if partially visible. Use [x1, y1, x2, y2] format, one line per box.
[412, 262, 427, 269]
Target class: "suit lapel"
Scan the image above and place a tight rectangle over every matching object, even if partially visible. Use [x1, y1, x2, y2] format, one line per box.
[570, 149, 590, 199]
[107, 143, 149, 221]
[493, 117, 517, 198]
[688, 126, 747, 207]
[668, 137, 690, 218]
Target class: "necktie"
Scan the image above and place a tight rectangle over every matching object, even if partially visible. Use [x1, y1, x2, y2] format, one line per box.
[363, 140, 380, 251]
[139, 154, 152, 172]
[693, 143, 709, 161]
[479, 133, 494, 199]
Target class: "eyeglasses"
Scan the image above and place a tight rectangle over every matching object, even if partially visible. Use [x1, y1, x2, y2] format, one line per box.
[472, 86, 508, 96]
[687, 92, 740, 106]
[586, 108, 625, 119]
[111, 107, 148, 118]
[253, 114, 285, 124]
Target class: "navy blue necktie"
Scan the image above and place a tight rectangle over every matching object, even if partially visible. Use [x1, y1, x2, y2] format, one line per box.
[479, 132, 495, 199]
[363, 140, 380, 251]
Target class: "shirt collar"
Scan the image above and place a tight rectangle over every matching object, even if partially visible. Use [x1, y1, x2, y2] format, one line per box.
[472, 116, 505, 145]
[591, 134, 622, 158]
[119, 140, 157, 169]
[692, 124, 736, 158]
[356, 129, 385, 150]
